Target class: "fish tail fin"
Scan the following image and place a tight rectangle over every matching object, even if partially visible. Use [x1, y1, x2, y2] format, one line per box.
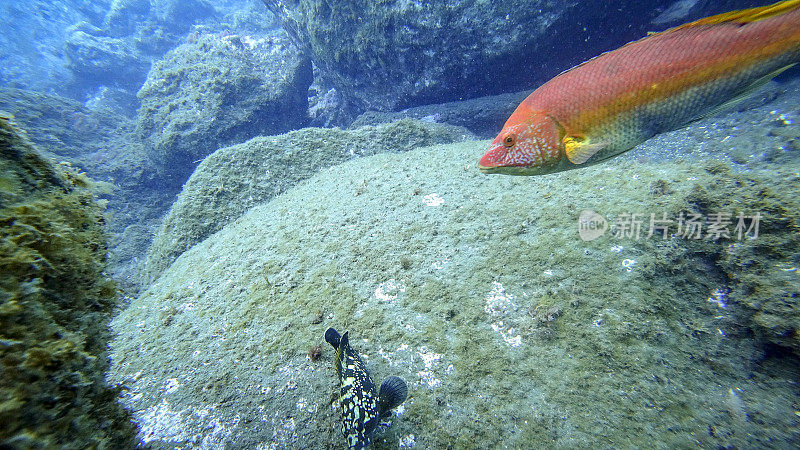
[672, 0, 800, 30]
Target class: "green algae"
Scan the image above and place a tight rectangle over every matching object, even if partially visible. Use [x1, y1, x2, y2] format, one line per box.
[0, 87, 172, 294]
[0, 118, 136, 448]
[142, 118, 474, 283]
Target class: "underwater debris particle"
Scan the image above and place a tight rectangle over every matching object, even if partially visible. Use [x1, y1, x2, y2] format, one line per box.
[422, 193, 444, 206]
[296, 398, 317, 414]
[375, 279, 406, 302]
[307, 344, 322, 362]
[621, 259, 636, 272]
[399, 433, 416, 447]
[707, 288, 729, 308]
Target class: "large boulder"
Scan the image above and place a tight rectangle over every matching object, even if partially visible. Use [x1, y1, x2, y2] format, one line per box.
[0, 88, 132, 159]
[109, 114, 799, 447]
[349, 79, 790, 139]
[136, 29, 312, 177]
[263, 0, 760, 113]
[65, 26, 152, 92]
[0, 117, 137, 448]
[127, 0, 218, 56]
[143, 119, 474, 282]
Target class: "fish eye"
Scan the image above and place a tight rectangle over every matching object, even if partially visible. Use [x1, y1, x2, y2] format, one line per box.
[503, 134, 516, 148]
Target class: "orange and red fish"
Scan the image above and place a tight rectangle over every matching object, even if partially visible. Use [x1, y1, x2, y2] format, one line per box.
[478, 0, 800, 175]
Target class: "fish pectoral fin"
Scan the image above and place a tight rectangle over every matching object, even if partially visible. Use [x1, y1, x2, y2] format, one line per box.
[377, 375, 408, 415]
[564, 136, 607, 165]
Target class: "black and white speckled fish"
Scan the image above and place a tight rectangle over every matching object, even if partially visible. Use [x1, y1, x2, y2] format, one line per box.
[324, 327, 408, 449]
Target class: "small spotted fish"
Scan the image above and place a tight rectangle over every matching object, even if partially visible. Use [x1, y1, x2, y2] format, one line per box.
[325, 327, 408, 449]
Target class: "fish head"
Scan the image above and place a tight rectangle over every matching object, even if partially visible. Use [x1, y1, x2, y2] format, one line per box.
[478, 113, 566, 175]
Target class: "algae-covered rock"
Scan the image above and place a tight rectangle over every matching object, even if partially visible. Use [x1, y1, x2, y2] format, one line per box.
[0, 118, 136, 448]
[136, 28, 312, 175]
[110, 135, 799, 447]
[143, 118, 475, 282]
[0, 88, 176, 291]
[0, 88, 127, 159]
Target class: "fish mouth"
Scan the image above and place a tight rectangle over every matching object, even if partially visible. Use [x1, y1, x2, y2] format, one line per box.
[478, 148, 533, 175]
[478, 164, 533, 175]
[478, 145, 506, 173]
[478, 144, 571, 176]
[477, 163, 498, 173]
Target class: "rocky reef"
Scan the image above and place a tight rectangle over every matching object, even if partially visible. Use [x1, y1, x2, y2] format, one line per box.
[136, 28, 312, 175]
[263, 0, 753, 114]
[3, 2, 798, 447]
[65, 25, 151, 94]
[3, 0, 279, 110]
[0, 117, 136, 448]
[0, 0, 109, 93]
[143, 118, 474, 283]
[109, 126, 799, 447]
[63, 0, 234, 102]
[0, 88, 175, 291]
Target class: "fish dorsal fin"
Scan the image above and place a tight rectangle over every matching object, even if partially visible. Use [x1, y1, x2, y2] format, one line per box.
[668, 0, 800, 32]
[563, 1, 800, 79]
[325, 327, 341, 348]
[564, 136, 607, 165]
